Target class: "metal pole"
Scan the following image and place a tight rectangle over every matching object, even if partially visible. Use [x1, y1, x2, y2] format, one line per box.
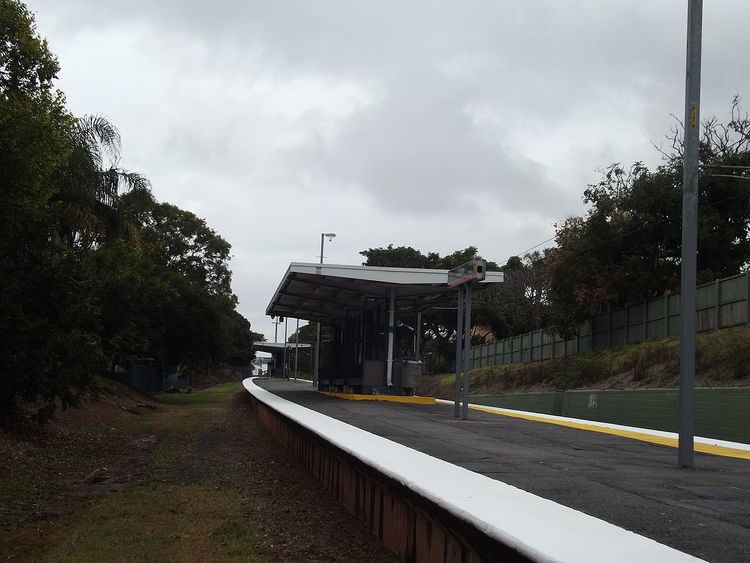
[274, 320, 279, 343]
[294, 317, 299, 380]
[314, 234, 325, 387]
[282, 318, 289, 377]
[678, 0, 703, 468]
[462, 283, 472, 420]
[386, 287, 396, 387]
[314, 322, 320, 386]
[454, 286, 464, 418]
[714, 279, 721, 330]
[415, 311, 422, 359]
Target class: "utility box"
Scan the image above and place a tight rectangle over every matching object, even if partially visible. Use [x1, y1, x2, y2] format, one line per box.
[393, 360, 422, 393]
[362, 359, 386, 387]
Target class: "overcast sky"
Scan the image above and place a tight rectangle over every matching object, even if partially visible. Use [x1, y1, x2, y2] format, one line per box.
[27, 0, 750, 341]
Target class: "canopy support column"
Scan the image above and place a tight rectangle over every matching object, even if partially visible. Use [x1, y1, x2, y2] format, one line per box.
[283, 319, 288, 378]
[386, 287, 396, 387]
[415, 311, 422, 358]
[293, 317, 299, 380]
[462, 283, 473, 420]
[454, 286, 464, 418]
[314, 322, 320, 386]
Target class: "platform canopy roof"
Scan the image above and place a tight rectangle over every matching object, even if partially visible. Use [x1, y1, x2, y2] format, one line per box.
[266, 262, 503, 323]
[253, 342, 312, 353]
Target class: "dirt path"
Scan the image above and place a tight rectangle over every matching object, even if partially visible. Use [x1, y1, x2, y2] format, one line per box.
[0, 382, 396, 562]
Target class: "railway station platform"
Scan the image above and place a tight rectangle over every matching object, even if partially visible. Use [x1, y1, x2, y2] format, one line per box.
[250, 377, 750, 562]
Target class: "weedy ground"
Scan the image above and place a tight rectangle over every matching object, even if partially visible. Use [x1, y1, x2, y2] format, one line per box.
[419, 325, 750, 399]
[0, 381, 395, 562]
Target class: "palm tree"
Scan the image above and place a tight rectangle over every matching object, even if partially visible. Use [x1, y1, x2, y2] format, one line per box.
[52, 114, 151, 249]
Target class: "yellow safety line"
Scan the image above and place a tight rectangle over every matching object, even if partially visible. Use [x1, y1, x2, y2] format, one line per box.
[468, 404, 750, 461]
[319, 391, 435, 405]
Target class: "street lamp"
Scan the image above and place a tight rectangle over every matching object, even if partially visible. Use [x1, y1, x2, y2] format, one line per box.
[320, 232, 336, 264]
[315, 232, 336, 386]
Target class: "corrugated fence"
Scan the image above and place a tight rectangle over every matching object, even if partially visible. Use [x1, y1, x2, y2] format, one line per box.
[472, 271, 750, 369]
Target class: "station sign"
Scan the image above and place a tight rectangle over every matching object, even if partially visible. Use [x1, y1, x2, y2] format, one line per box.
[447, 258, 487, 287]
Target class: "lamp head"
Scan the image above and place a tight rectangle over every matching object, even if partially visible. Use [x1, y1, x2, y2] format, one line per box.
[323, 232, 336, 242]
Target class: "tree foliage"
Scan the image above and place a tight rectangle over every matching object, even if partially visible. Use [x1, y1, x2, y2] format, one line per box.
[0, 2, 258, 421]
[360, 245, 510, 373]
[546, 98, 750, 330]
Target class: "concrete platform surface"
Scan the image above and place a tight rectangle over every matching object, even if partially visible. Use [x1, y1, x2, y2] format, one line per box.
[257, 379, 750, 562]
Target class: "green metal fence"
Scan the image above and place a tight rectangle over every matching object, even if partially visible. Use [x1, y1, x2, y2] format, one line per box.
[472, 271, 750, 369]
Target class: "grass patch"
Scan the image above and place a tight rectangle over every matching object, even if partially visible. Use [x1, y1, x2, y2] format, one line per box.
[6, 483, 265, 562]
[2, 381, 267, 562]
[155, 382, 240, 405]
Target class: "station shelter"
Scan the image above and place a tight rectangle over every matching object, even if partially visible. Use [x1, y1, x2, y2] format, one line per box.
[252, 341, 312, 377]
[265, 262, 503, 395]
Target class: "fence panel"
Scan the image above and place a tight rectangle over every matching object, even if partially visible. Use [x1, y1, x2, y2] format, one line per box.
[469, 272, 750, 369]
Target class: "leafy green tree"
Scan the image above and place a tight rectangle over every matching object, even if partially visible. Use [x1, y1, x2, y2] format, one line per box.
[101, 191, 259, 373]
[0, 1, 259, 419]
[546, 98, 750, 330]
[474, 252, 549, 338]
[359, 244, 499, 271]
[52, 115, 150, 249]
[0, 0, 99, 420]
[285, 322, 314, 375]
[134, 196, 234, 298]
[360, 244, 440, 268]
[223, 311, 264, 366]
[359, 244, 502, 372]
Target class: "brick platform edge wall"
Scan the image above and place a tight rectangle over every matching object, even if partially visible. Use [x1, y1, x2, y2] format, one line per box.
[248, 394, 529, 563]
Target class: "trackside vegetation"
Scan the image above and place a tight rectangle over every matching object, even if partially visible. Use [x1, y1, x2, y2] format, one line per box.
[418, 325, 750, 398]
[360, 99, 750, 372]
[0, 1, 261, 421]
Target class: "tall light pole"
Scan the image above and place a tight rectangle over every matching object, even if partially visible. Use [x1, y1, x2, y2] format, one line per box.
[315, 232, 336, 386]
[320, 233, 336, 265]
[678, 0, 703, 468]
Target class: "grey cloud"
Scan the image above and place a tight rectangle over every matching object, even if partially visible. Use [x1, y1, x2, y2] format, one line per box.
[25, 0, 750, 340]
[292, 72, 569, 216]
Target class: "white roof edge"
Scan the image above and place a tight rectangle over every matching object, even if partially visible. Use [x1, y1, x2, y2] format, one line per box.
[287, 262, 504, 283]
[289, 261, 452, 275]
[289, 261, 504, 279]
[253, 342, 312, 349]
[266, 262, 293, 316]
[266, 262, 503, 316]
